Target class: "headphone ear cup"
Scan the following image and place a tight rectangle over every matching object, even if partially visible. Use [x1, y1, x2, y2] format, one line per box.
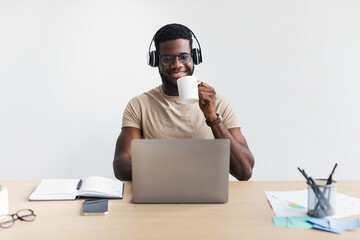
[148, 51, 158, 67]
[192, 48, 202, 65]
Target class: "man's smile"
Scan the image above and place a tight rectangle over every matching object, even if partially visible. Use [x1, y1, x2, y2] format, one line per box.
[169, 71, 188, 78]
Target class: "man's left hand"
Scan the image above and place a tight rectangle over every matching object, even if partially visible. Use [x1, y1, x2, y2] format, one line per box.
[198, 82, 217, 122]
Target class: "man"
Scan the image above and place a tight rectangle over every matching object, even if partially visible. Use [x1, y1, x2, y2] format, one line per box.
[113, 23, 254, 181]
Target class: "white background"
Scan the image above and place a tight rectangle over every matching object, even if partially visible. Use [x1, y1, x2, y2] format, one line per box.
[1, 0, 359, 180]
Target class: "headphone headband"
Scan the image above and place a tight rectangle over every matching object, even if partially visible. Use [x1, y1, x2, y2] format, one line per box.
[147, 24, 203, 67]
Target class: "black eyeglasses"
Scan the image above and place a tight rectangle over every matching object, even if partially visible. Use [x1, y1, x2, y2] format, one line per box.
[0, 209, 36, 228]
[158, 53, 192, 66]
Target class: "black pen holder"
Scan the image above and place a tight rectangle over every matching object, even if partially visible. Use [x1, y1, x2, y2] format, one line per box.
[307, 179, 337, 218]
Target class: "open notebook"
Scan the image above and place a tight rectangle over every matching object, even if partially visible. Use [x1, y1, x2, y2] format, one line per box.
[29, 176, 124, 201]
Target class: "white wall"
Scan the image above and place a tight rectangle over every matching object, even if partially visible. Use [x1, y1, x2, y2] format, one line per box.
[1, 0, 359, 180]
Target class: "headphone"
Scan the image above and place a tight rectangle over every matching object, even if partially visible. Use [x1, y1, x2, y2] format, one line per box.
[147, 24, 203, 67]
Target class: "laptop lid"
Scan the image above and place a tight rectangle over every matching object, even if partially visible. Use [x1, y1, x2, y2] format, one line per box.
[131, 139, 230, 203]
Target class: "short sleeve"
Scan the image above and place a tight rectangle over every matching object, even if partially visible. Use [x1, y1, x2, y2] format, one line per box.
[122, 97, 142, 129]
[216, 95, 241, 129]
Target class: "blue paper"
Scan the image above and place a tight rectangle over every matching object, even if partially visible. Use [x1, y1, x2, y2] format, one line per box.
[273, 217, 313, 229]
[307, 218, 360, 234]
[330, 218, 360, 231]
[312, 224, 344, 234]
[273, 217, 287, 226]
[274, 216, 360, 234]
[307, 218, 330, 228]
[287, 217, 314, 229]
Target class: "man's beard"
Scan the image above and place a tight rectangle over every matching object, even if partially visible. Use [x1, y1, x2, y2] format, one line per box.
[159, 66, 195, 91]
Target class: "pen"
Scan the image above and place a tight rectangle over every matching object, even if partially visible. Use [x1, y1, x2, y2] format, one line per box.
[326, 163, 338, 185]
[314, 163, 338, 213]
[77, 179, 83, 190]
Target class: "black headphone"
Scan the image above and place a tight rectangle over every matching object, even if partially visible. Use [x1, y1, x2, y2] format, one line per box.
[147, 24, 203, 67]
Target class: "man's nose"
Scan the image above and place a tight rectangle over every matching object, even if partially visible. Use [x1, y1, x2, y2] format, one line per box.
[170, 56, 184, 67]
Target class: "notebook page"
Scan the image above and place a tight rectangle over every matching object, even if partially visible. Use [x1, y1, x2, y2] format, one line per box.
[78, 176, 123, 198]
[29, 179, 79, 200]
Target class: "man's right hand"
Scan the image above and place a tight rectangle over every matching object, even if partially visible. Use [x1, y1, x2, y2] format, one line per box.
[113, 127, 141, 181]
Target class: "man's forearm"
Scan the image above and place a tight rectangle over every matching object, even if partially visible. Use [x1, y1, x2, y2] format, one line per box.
[113, 155, 132, 181]
[228, 140, 254, 180]
[209, 123, 254, 180]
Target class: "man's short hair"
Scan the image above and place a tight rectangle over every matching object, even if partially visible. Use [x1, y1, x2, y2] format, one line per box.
[154, 23, 193, 52]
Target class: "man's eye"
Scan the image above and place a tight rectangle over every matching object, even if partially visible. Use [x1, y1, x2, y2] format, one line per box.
[180, 55, 191, 60]
[162, 56, 172, 63]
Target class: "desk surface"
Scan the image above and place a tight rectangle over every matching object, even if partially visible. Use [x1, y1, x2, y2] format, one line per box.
[1, 180, 360, 240]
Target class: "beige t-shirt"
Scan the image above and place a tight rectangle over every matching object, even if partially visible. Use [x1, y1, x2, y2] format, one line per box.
[122, 85, 241, 139]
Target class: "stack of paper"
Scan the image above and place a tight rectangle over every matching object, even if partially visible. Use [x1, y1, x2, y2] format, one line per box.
[265, 190, 360, 219]
[265, 189, 360, 234]
[273, 216, 360, 234]
[309, 218, 360, 234]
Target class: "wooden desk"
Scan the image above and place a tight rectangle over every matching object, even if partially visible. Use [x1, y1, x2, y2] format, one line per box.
[1, 180, 360, 240]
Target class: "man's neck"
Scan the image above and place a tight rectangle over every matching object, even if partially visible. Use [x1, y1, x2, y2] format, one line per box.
[161, 84, 179, 96]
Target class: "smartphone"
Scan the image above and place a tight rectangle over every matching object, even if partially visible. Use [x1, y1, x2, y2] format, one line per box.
[81, 199, 108, 215]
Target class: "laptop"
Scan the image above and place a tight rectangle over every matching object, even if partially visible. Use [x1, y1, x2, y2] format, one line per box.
[131, 139, 230, 203]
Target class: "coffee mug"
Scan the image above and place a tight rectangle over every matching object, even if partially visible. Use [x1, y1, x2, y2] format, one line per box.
[177, 76, 200, 104]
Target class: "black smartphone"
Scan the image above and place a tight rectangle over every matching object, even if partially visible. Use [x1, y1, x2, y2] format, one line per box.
[81, 199, 108, 215]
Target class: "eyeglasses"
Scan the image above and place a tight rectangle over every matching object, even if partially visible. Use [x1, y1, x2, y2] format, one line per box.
[0, 209, 36, 228]
[158, 53, 192, 66]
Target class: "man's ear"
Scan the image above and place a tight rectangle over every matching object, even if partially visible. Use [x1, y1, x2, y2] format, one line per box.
[148, 51, 158, 67]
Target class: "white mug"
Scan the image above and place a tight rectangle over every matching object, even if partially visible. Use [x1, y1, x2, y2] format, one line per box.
[177, 76, 200, 104]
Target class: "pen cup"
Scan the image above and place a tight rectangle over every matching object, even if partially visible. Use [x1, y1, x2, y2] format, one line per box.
[307, 179, 337, 218]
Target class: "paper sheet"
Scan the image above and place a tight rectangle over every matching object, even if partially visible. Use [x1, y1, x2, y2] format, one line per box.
[265, 190, 360, 219]
[273, 217, 360, 234]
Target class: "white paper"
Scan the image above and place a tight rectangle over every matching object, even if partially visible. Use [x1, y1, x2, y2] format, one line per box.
[265, 190, 360, 219]
[29, 177, 123, 201]
[29, 179, 79, 200]
[265, 190, 308, 217]
[78, 176, 123, 198]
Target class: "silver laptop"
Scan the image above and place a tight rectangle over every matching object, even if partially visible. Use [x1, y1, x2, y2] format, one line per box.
[131, 139, 230, 203]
